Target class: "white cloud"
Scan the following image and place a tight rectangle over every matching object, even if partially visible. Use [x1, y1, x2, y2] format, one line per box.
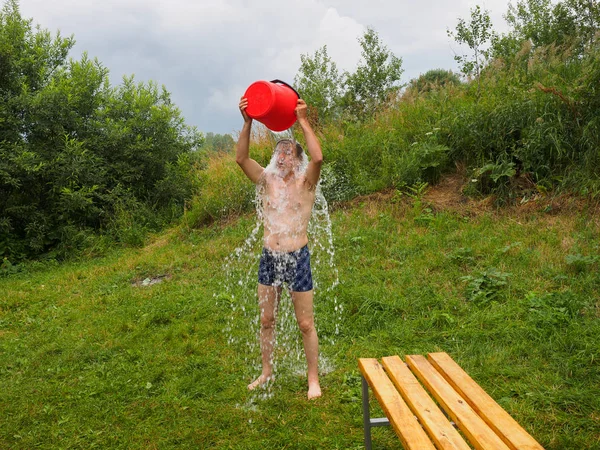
[315, 7, 364, 72]
[16, 0, 515, 133]
[153, 0, 245, 30]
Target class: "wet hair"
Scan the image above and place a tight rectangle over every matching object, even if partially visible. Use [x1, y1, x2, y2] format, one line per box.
[275, 139, 303, 159]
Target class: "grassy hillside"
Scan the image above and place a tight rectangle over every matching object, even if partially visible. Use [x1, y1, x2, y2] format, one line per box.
[1, 180, 599, 449]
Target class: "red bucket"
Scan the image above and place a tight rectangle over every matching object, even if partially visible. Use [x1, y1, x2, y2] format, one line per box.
[244, 79, 299, 132]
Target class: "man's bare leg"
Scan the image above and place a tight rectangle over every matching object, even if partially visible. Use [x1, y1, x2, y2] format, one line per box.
[291, 290, 321, 399]
[248, 284, 281, 390]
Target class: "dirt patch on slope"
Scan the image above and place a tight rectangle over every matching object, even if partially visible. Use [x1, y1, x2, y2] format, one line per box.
[423, 171, 470, 210]
[423, 170, 599, 218]
[339, 170, 599, 218]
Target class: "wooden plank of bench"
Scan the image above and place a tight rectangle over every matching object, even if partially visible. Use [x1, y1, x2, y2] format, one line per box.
[381, 356, 471, 450]
[358, 358, 436, 450]
[428, 352, 545, 450]
[407, 354, 511, 450]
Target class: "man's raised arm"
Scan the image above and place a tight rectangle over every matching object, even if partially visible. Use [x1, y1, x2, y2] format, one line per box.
[296, 99, 323, 189]
[236, 97, 264, 184]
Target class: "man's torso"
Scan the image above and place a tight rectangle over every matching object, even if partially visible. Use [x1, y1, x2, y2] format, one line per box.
[260, 172, 316, 252]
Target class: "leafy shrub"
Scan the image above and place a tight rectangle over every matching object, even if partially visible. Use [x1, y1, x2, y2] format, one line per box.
[447, 247, 476, 266]
[565, 253, 598, 274]
[461, 268, 511, 305]
[526, 290, 586, 327]
[407, 69, 462, 95]
[409, 139, 450, 184]
[467, 160, 518, 202]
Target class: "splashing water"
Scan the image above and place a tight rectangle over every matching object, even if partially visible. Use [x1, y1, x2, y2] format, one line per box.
[216, 130, 342, 402]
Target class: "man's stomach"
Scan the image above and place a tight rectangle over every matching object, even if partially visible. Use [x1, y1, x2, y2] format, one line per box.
[263, 230, 308, 253]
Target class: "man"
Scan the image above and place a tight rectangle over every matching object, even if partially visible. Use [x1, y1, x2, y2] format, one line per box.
[236, 96, 323, 400]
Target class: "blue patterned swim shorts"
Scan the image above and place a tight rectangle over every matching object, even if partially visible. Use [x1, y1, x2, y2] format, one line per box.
[258, 245, 313, 292]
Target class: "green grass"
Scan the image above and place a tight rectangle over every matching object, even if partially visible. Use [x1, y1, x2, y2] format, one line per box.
[1, 193, 599, 449]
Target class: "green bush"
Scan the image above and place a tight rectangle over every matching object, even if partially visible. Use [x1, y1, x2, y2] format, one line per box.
[407, 68, 462, 95]
[0, 1, 203, 260]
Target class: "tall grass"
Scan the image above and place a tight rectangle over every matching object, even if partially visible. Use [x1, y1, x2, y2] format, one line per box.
[316, 39, 599, 205]
[183, 153, 255, 228]
[187, 41, 600, 229]
[184, 125, 279, 227]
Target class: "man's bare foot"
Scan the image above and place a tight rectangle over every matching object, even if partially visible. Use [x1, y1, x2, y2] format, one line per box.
[307, 381, 321, 400]
[248, 373, 272, 391]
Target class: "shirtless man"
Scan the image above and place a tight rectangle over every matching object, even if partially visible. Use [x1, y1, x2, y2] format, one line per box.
[236, 96, 323, 399]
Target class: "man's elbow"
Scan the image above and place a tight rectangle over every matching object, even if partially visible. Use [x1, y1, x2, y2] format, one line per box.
[235, 156, 246, 166]
[311, 155, 324, 166]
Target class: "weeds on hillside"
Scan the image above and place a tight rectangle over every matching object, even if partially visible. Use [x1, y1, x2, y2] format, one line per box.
[189, 39, 600, 228]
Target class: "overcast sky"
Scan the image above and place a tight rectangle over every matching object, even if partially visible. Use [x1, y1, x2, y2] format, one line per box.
[17, 0, 513, 135]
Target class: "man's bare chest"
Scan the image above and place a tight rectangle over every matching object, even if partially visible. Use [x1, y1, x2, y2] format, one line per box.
[264, 180, 312, 211]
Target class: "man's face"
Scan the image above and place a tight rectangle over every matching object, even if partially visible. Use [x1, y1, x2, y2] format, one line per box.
[274, 143, 298, 174]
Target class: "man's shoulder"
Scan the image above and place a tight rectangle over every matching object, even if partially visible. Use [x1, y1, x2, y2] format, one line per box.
[257, 170, 271, 185]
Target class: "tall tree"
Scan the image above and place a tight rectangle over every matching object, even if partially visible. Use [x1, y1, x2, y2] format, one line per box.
[343, 27, 404, 120]
[504, 0, 563, 47]
[503, 0, 599, 52]
[569, 0, 600, 47]
[0, 0, 74, 141]
[203, 132, 235, 153]
[447, 5, 494, 93]
[294, 45, 342, 126]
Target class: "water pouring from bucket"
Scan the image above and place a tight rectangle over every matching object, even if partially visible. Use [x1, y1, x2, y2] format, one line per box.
[225, 94, 342, 401]
[243, 80, 300, 132]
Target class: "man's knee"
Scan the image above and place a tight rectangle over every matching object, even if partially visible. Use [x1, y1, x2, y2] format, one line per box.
[260, 314, 276, 329]
[297, 317, 315, 334]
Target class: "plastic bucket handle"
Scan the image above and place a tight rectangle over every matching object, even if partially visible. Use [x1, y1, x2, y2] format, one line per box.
[270, 79, 300, 100]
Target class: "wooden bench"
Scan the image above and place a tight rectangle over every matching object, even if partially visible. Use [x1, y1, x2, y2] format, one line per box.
[358, 352, 545, 449]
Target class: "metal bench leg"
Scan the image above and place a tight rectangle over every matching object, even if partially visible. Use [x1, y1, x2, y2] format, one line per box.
[362, 375, 373, 450]
[362, 375, 391, 449]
